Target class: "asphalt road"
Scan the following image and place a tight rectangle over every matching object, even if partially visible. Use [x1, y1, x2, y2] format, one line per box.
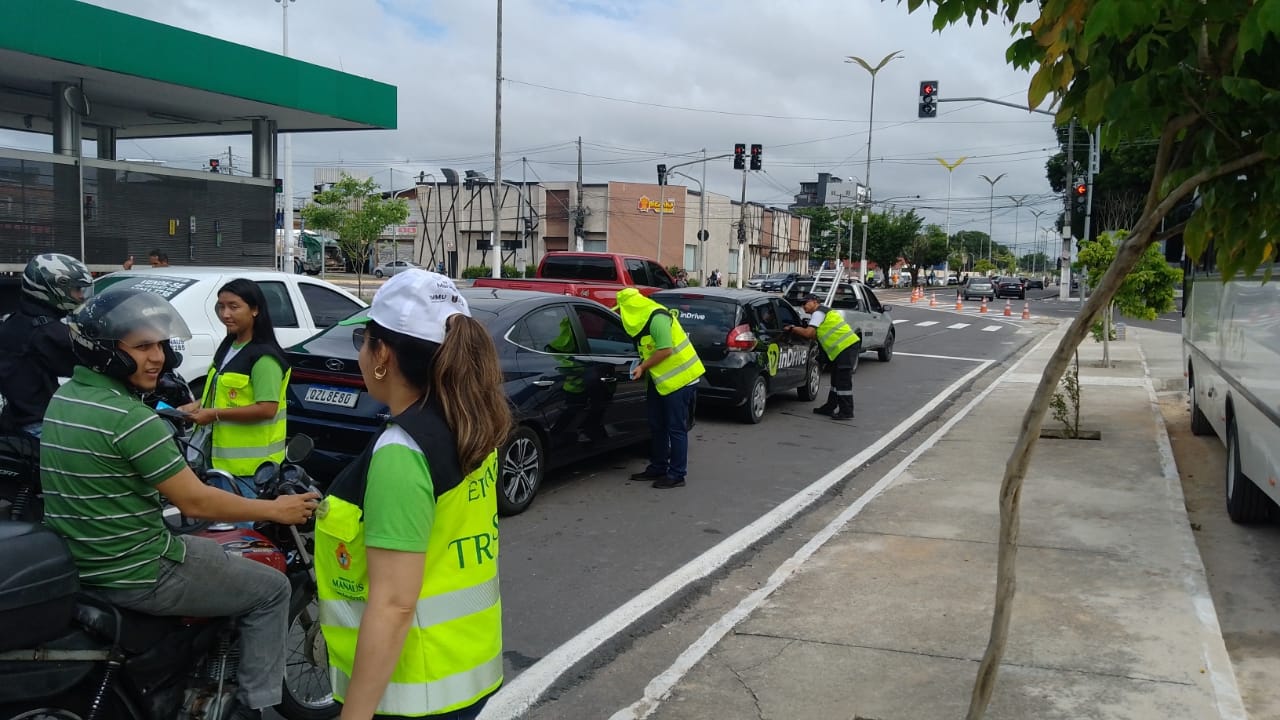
[493, 289, 1053, 691]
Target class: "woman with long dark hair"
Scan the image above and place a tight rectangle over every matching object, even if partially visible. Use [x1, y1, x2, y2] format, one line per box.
[314, 270, 511, 719]
[180, 278, 290, 476]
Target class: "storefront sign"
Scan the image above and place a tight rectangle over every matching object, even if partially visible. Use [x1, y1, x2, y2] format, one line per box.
[381, 224, 418, 237]
[637, 196, 676, 214]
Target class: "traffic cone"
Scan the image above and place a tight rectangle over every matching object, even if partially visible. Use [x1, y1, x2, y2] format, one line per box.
[1003, 299, 1013, 317]
[1022, 301, 1031, 320]
[911, 287, 920, 303]
[955, 295, 963, 311]
[979, 297, 988, 314]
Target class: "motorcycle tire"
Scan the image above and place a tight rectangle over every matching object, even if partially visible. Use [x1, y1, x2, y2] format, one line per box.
[277, 596, 339, 720]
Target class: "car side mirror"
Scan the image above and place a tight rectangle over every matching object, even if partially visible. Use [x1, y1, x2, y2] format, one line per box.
[880, 304, 892, 312]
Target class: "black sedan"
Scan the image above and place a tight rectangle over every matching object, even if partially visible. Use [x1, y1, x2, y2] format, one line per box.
[1026, 277, 1045, 290]
[995, 276, 1027, 299]
[757, 272, 806, 293]
[961, 278, 997, 301]
[285, 289, 650, 515]
[651, 288, 821, 424]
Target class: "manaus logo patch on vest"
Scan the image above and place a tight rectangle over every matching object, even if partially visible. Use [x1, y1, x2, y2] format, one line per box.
[767, 343, 780, 376]
[335, 542, 351, 571]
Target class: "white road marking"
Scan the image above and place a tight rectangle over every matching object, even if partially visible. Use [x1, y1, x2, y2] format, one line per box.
[893, 351, 987, 363]
[606, 333, 1056, 720]
[479, 356, 1000, 720]
[914, 321, 938, 327]
[946, 323, 970, 329]
[892, 319, 910, 324]
[981, 325, 1002, 332]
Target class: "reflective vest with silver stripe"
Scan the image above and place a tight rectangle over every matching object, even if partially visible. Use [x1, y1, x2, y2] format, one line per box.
[814, 305, 859, 361]
[616, 291, 705, 396]
[315, 401, 502, 717]
[199, 339, 290, 476]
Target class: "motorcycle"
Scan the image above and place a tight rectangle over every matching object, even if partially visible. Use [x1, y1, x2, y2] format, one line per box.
[0, 433, 338, 720]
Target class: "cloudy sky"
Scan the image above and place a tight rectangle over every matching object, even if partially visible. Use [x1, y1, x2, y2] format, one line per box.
[4, 0, 1065, 252]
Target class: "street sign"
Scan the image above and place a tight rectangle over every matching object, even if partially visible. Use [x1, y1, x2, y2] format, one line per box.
[697, 229, 709, 242]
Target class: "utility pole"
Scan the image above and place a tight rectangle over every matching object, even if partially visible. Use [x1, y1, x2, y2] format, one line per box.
[699, 148, 708, 281]
[490, 0, 503, 279]
[276, 0, 296, 275]
[575, 136, 584, 252]
[736, 166, 748, 289]
[1060, 118, 1075, 300]
[656, 179, 667, 267]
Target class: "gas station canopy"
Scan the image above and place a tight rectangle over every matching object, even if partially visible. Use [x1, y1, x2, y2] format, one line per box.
[0, 0, 397, 139]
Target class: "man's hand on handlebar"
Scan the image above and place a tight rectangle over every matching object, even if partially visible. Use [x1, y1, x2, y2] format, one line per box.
[271, 492, 321, 525]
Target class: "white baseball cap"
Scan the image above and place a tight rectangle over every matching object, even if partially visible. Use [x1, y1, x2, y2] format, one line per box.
[339, 269, 470, 344]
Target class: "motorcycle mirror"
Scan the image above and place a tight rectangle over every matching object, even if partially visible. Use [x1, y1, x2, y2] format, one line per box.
[285, 434, 315, 464]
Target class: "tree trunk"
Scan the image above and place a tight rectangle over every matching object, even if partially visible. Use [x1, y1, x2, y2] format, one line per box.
[963, 212, 1168, 719]
[1101, 301, 1111, 366]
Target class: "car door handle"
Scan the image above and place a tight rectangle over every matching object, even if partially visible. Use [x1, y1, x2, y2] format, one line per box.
[600, 376, 618, 383]
[531, 379, 556, 387]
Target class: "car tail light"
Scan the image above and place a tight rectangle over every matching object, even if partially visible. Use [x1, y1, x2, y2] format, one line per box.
[727, 323, 757, 350]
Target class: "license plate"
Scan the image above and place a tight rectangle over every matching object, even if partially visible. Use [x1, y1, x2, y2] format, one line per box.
[304, 386, 359, 408]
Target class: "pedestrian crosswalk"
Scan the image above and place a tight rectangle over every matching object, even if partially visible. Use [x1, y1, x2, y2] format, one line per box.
[894, 318, 1014, 333]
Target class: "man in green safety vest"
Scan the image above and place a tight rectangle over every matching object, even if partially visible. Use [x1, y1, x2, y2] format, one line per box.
[615, 288, 705, 489]
[785, 292, 859, 420]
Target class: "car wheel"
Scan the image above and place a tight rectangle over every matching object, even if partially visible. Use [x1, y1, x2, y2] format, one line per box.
[740, 375, 768, 424]
[1188, 372, 1214, 436]
[877, 329, 894, 362]
[797, 350, 820, 401]
[498, 425, 543, 516]
[1225, 416, 1272, 523]
[374, 270, 384, 278]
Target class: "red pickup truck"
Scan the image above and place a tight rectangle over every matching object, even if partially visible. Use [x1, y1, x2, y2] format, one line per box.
[471, 252, 678, 306]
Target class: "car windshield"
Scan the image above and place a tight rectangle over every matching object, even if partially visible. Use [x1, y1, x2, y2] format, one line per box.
[970, 280, 992, 288]
[92, 274, 198, 300]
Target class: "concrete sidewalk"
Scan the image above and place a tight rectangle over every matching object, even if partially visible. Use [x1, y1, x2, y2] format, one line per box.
[625, 327, 1244, 720]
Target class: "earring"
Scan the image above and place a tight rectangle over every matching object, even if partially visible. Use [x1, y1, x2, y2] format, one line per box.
[373, 365, 387, 381]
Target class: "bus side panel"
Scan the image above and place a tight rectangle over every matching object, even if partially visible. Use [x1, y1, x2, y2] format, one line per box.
[1223, 277, 1280, 500]
[1230, 395, 1280, 507]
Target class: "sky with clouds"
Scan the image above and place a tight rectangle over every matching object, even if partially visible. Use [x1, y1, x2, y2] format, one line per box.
[4, 0, 1066, 252]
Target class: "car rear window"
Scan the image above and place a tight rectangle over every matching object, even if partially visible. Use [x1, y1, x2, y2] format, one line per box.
[540, 255, 619, 282]
[656, 297, 740, 345]
[93, 274, 198, 300]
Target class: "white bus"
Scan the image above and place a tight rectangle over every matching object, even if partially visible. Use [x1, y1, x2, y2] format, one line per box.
[1183, 251, 1280, 523]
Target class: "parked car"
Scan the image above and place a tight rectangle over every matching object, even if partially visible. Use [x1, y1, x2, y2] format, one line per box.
[373, 259, 419, 278]
[745, 273, 769, 290]
[961, 277, 996, 301]
[284, 289, 650, 516]
[782, 279, 896, 369]
[651, 288, 820, 424]
[995, 277, 1027, 300]
[473, 251, 677, 306]
[93, 267, 365, 389]
[1026, 277, 1045, 290]
[756, 272, 806, 293]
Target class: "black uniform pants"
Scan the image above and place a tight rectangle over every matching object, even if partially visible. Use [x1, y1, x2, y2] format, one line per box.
[821, 346, 856, 416]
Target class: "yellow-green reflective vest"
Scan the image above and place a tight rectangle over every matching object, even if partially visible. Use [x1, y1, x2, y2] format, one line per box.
[814, 306, 859, 361]
[615, 289, 705, 396]
[546, 317, 585, 395]
[315, 401, 502, 717]
[199, 339, 290, 476]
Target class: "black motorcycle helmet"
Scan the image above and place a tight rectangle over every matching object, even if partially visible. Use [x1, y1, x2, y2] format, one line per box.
[68, 288, 192, 383]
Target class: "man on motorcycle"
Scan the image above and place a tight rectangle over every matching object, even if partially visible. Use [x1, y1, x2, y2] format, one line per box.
[41, 288, 320, 720]
[0, 253, 93, 437]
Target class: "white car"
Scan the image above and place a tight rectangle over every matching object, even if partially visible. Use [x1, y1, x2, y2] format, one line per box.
[373, 260, 419, 278]
[93, 267, 366, 389]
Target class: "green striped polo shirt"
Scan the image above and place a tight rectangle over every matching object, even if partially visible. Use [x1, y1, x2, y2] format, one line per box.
[41, 366, 187, 588]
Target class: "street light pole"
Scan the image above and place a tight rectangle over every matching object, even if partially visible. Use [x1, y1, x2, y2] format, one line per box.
[847, 50, 903, 282]
[275, 0, 296, 274]
[978, 173, 1006, 264]
[1029, 208, 1047, 274]
[490, 0, 503, 279]
[936, 156, 966, 280]
[1007, 194, 1028, 274]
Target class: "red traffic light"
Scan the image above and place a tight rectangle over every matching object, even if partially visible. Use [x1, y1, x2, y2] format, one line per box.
[919, 81, 938, 97]
[1074, 183, 1087, 196]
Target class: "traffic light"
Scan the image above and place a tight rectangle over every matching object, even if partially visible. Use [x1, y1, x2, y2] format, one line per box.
[274, 178, 283, 194]
[749, 144, 762, 171]
[657, 163, 668, 186]
[918, 81, 938, 118]
[1073, 181, 1088, 210]
[209, 158, 220, 173]
[733, 143, 746, 170]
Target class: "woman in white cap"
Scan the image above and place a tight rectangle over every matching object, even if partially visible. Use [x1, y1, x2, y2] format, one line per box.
[314, 269, 511, 720]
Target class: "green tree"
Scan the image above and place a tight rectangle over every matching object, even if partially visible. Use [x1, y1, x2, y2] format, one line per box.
[866, 209, 923, 281]
[1078, 230, 1182, 360]
[900, 224, 949, 285]
[1047, 128, 1158, 238]
[950, 230, 991, 272]
[972, 258, 996, 275]
[902, 1, 1280, 717]
[793, 206, 842, 262]
[301, 174, 410, 295]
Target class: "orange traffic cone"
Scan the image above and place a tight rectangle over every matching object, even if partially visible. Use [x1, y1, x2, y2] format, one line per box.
[929, 292, 938, 307]
[1003, 299, 1013, 317]
[955, 295, 963, 311]
[911, 287, 920, 303]
[979, 297, 989, 314]
[1022, 301, 1031, 320]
